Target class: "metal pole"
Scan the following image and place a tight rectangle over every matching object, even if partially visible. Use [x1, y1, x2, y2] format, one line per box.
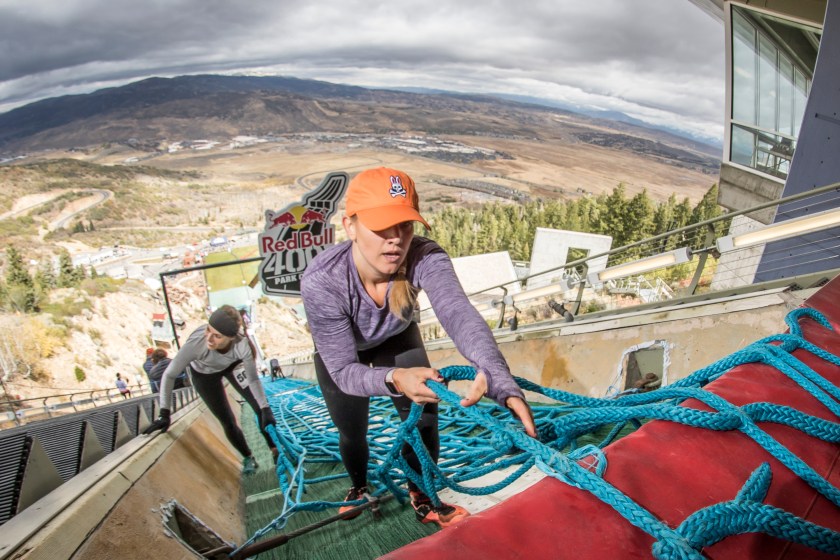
[159, 256, 264, 351]
[224, 494, 395, 560]
[159, 273, 180, 350]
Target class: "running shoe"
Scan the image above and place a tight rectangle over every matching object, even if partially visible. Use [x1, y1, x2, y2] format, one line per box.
[339, 486, 369, 520]
[242, 456, 259, 475]
[409, 490, 470, 528]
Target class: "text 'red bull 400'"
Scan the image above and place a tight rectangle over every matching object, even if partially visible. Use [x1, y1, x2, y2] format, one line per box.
[257, 172, 348, 296]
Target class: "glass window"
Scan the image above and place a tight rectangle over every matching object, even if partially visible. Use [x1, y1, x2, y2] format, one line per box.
[758, 35, 777, 131]
[731, 125, 755, 167]
[732, 11, 756, 125]
[727, 6, 820, 180]
[778, 57, 794, 136]
[793, 69, 808, 137]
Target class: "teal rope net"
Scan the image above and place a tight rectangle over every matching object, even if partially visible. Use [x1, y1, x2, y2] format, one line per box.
[236, 307, 840, 559]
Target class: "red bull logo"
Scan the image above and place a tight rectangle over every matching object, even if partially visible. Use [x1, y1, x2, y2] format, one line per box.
[301, 209, 325, 224]
[258, 172, 348, 296]
[268, 211, 297, 228]
[260, 229, 334, 253]
[265, 205, 317, 231]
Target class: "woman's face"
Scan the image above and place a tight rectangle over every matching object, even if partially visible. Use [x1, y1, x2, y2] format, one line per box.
[205, 325, 234, 351]
[345, 217, 414, 281]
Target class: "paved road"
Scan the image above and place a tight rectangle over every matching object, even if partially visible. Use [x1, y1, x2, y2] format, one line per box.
[50, 189, 112, 231]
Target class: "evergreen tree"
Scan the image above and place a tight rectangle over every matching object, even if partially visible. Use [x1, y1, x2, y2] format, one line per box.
[543, 200, 568, 230]
[625, 189, 655, 243]
[652, 194, 677, 236]
[691, 184, 723, 224]
[565, 199, 583, 232]
[671, 197, 694, 247]
[690, 183, 730, 241]
[57, 250, 77, 288]
[5, 247, 32, 288]
[3, 247, 36, 312]
[600, 184, 629, 246]
[34, 260, 57, 291]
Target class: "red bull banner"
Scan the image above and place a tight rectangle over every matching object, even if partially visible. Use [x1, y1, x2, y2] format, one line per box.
[258, 172, 348, 296]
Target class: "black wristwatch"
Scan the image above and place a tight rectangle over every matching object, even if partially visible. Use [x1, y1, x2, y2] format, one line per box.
[385, 369, 401, 394]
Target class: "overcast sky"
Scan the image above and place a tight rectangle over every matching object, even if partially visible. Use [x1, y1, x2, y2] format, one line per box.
[0, 0, 725, 142]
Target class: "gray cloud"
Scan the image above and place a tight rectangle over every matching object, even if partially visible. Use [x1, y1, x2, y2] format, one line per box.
[0, 0, 725, 141]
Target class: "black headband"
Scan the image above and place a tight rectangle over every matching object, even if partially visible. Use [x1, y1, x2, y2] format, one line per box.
[208, 308, 239, 337]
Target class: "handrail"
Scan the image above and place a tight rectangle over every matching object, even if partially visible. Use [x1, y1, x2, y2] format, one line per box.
[422, 180, 840, 312]
[1, 382, 153, 427]
[411, 180, 840, 337]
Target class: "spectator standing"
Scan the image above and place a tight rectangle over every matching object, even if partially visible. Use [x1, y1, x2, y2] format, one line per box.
[115, 373, 131, 399]
[149, 348, 188, 392]
[142, 348, 155, 391]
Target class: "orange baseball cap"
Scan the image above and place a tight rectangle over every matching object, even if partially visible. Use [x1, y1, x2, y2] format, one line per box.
[345, 167, 431, 231]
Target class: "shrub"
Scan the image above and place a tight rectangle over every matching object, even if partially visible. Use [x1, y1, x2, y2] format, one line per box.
[0, 315, 62, 382]
[88, 328, 102, 342]
[74, 365, 86, 382]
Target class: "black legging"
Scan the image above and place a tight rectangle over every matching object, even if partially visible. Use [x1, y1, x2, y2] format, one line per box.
[190, 362, 274, 457]
[314, 322, 439, 490]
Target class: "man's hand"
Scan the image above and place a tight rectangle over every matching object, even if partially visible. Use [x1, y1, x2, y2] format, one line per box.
[143, 408, 171, 434]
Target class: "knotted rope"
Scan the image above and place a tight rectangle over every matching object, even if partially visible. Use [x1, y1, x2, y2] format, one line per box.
[236, 308, 840, 559]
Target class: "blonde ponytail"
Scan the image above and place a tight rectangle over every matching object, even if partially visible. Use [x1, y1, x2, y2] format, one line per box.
[389, 263, 418, 320]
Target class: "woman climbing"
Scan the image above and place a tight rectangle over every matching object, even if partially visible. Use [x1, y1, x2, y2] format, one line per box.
[143, 304, 277, 474]
[301, 167, 536, 528]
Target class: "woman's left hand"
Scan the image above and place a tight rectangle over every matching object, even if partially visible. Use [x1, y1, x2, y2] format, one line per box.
[505, 396, 536, 438]
[459, 371, 489, 408]
[461, 372, 537, 438]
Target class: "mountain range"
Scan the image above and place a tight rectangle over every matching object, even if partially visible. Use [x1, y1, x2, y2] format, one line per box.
[0, 75, 720, 170]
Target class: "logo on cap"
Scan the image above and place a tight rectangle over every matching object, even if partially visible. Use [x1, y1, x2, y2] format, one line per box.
[389, 175, 408, 199]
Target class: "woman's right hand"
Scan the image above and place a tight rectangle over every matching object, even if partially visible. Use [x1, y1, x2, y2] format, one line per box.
[392, 367, 444, 404]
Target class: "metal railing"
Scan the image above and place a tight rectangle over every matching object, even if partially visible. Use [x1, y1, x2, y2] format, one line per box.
[0, 383, 156, 428]
[416, 181, 840, 336]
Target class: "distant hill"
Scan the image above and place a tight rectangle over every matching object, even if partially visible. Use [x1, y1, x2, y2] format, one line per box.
[0, 75, 719, 171]
[397, 87, 722, 151]
[487, 93, 723, 150]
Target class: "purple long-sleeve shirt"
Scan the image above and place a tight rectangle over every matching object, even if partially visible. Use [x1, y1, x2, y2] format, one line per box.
[300, 237, 524, 406]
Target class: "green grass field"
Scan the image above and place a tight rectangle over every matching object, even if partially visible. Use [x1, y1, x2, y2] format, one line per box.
[204, 246, 262, 292]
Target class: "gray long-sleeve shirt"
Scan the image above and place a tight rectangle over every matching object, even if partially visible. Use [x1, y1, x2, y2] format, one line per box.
[158, 325, 269, 410]
[300, 237, 524, 406]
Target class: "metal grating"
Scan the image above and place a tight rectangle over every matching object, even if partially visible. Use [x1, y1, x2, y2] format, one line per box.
[86, 411, 117, 455]
[0, 388, 197, 526]
[0, 434, 27, 525]
[27, 421, 85, 482]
